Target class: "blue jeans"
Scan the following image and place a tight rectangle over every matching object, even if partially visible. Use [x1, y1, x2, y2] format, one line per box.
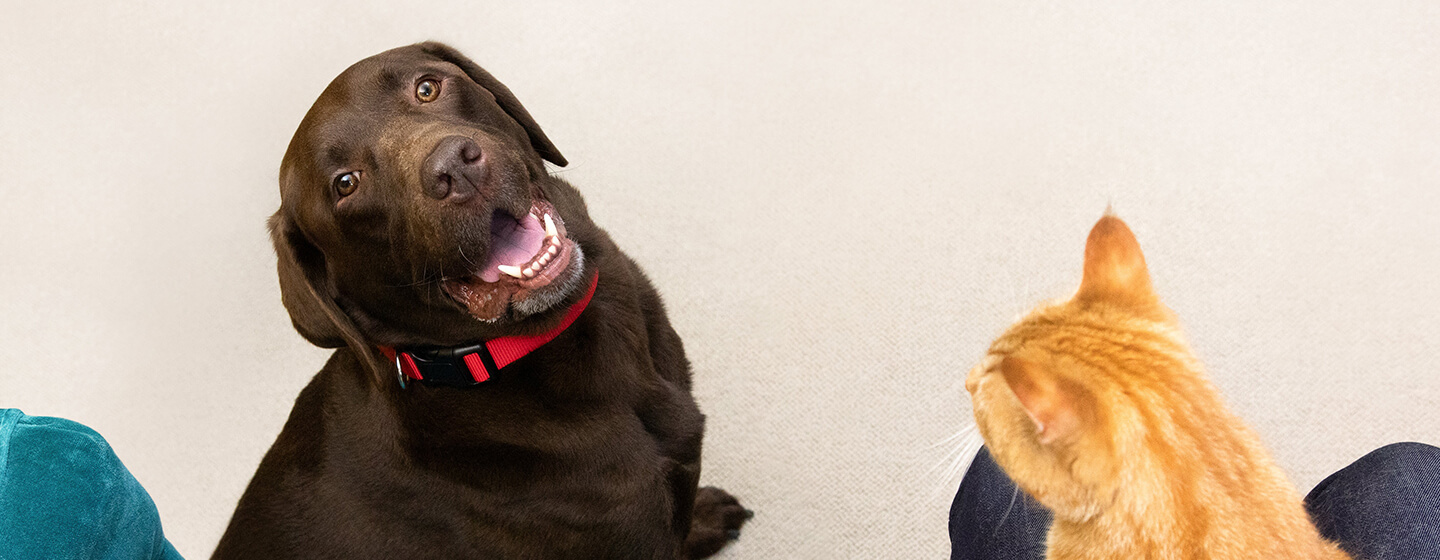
[950, 443, 1440, 560]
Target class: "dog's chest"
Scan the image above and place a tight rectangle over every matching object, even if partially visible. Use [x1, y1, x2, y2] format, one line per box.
[313, 461, 679, 558]
[297, 374, 683, 556]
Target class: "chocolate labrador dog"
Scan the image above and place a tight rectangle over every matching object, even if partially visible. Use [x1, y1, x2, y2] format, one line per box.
[213, 42, 749, 559]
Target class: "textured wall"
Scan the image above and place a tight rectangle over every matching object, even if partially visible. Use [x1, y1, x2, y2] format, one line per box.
[2, 1, 1437, 557]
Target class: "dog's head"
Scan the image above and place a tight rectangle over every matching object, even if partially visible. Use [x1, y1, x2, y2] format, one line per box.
[272, 42, 593, 352]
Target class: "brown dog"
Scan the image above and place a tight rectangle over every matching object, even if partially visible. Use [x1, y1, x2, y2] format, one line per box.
[213, 42, 749, 559]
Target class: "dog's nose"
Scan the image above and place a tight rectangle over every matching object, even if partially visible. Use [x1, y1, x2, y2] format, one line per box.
[421, 135, 485, 202]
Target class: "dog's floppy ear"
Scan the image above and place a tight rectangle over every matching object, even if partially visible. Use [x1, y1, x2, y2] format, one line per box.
[418, 41, 568, 167]
[270, 211, 390, 383]
[269, 212, 361, 349]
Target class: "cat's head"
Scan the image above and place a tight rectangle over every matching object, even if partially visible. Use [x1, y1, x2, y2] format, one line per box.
[965, 213, 1198, 522]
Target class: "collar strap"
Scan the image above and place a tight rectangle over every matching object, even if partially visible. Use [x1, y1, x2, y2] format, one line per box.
[377, 271, 598, 388]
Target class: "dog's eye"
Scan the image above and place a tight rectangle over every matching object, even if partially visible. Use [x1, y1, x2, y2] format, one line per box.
[415, 79, 441, 102]
[334, 171, 361, 197]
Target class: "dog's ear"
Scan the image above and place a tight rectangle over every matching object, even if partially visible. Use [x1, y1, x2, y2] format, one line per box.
[271, 212, 391, 384]
[269, 211, 358, 349]
[418, 41, 568, 167]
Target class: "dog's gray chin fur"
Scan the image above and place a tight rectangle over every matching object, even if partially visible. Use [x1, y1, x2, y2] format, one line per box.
[487, 244, 587, 323]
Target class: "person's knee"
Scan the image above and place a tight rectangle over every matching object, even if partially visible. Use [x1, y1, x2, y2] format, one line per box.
[1355, 442, 1440, 470]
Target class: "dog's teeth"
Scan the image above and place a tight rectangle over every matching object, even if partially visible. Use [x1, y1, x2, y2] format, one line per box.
[522, 267, 536, 278]
[496, 265, 525, 278]
[544, 214, 558, 238]
[547, 245, 558, 256]
[539, 254, 551, 265]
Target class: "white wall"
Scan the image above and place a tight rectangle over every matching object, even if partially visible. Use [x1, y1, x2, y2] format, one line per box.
[2, 1, 1437, 557]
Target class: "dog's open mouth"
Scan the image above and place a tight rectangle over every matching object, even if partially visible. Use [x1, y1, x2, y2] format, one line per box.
[441, 200, 579, 321]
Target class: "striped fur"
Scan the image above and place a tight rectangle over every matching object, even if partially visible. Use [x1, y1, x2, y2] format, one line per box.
[964, 215, 1350, 559]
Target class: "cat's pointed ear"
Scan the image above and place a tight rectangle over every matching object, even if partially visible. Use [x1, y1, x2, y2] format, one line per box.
[1000, 355, 1092, 446]
[1076, 213, 1155, 305]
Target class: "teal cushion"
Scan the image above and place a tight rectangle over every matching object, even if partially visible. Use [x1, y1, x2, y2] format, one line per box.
[0, 409, 183, 559]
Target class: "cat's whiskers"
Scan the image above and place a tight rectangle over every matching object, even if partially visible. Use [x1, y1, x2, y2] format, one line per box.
[940, 429, 983, 483]
[924, 425, 972, 450]
[992, 485, 1020, 537]
[915, 423, 985, 511]
[925, 433, 970, 476]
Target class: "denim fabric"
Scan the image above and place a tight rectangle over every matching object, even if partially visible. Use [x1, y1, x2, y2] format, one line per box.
[948, 447, 1050, 560]
[0, 409, 183, 560]
[1306, 442, 1440, 560]
[951, 443, 1440, 560]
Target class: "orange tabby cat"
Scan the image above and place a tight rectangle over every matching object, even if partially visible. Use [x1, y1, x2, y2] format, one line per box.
[964, 214, 1351, 559]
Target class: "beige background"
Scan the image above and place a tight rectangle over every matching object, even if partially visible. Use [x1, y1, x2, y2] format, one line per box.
[2, 1, 1438, 558]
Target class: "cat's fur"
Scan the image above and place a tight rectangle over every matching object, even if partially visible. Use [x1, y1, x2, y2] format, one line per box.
[964, 214, 1350, 559]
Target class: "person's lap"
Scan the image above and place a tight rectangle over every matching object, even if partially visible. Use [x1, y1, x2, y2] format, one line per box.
[1306, 442, 1440, 560]
[950, 443, 1440, 560]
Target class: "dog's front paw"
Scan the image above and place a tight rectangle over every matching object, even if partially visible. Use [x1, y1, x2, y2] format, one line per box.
[684, 486, 752, 559]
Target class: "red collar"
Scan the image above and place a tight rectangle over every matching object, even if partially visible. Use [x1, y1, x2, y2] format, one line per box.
[377, 272, 598, 387]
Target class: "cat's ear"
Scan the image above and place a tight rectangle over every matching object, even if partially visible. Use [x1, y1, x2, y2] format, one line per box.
[1076, 213, 1155, 306]
[1000, 355, 1093, 446]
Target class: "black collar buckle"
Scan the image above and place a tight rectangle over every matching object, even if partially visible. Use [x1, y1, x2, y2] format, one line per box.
[394, 343, 497, 388]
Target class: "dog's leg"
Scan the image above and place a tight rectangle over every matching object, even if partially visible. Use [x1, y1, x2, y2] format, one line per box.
[669, 460, 701, 541]
[632, 273, 752, 558]
[640, 388, 750, 559]
[684, 486, 752, 559]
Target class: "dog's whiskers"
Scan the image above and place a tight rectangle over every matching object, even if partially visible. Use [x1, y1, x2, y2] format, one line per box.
[386, 261, 455, 289]
[457, 243, 478, 268]
[387, 275, 447, 288]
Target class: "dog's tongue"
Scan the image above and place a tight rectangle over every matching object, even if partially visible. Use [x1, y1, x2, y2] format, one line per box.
[477, 211, 547, 282]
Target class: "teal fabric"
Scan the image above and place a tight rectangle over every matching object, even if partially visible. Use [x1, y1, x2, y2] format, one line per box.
[0, 409, 183, 560]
